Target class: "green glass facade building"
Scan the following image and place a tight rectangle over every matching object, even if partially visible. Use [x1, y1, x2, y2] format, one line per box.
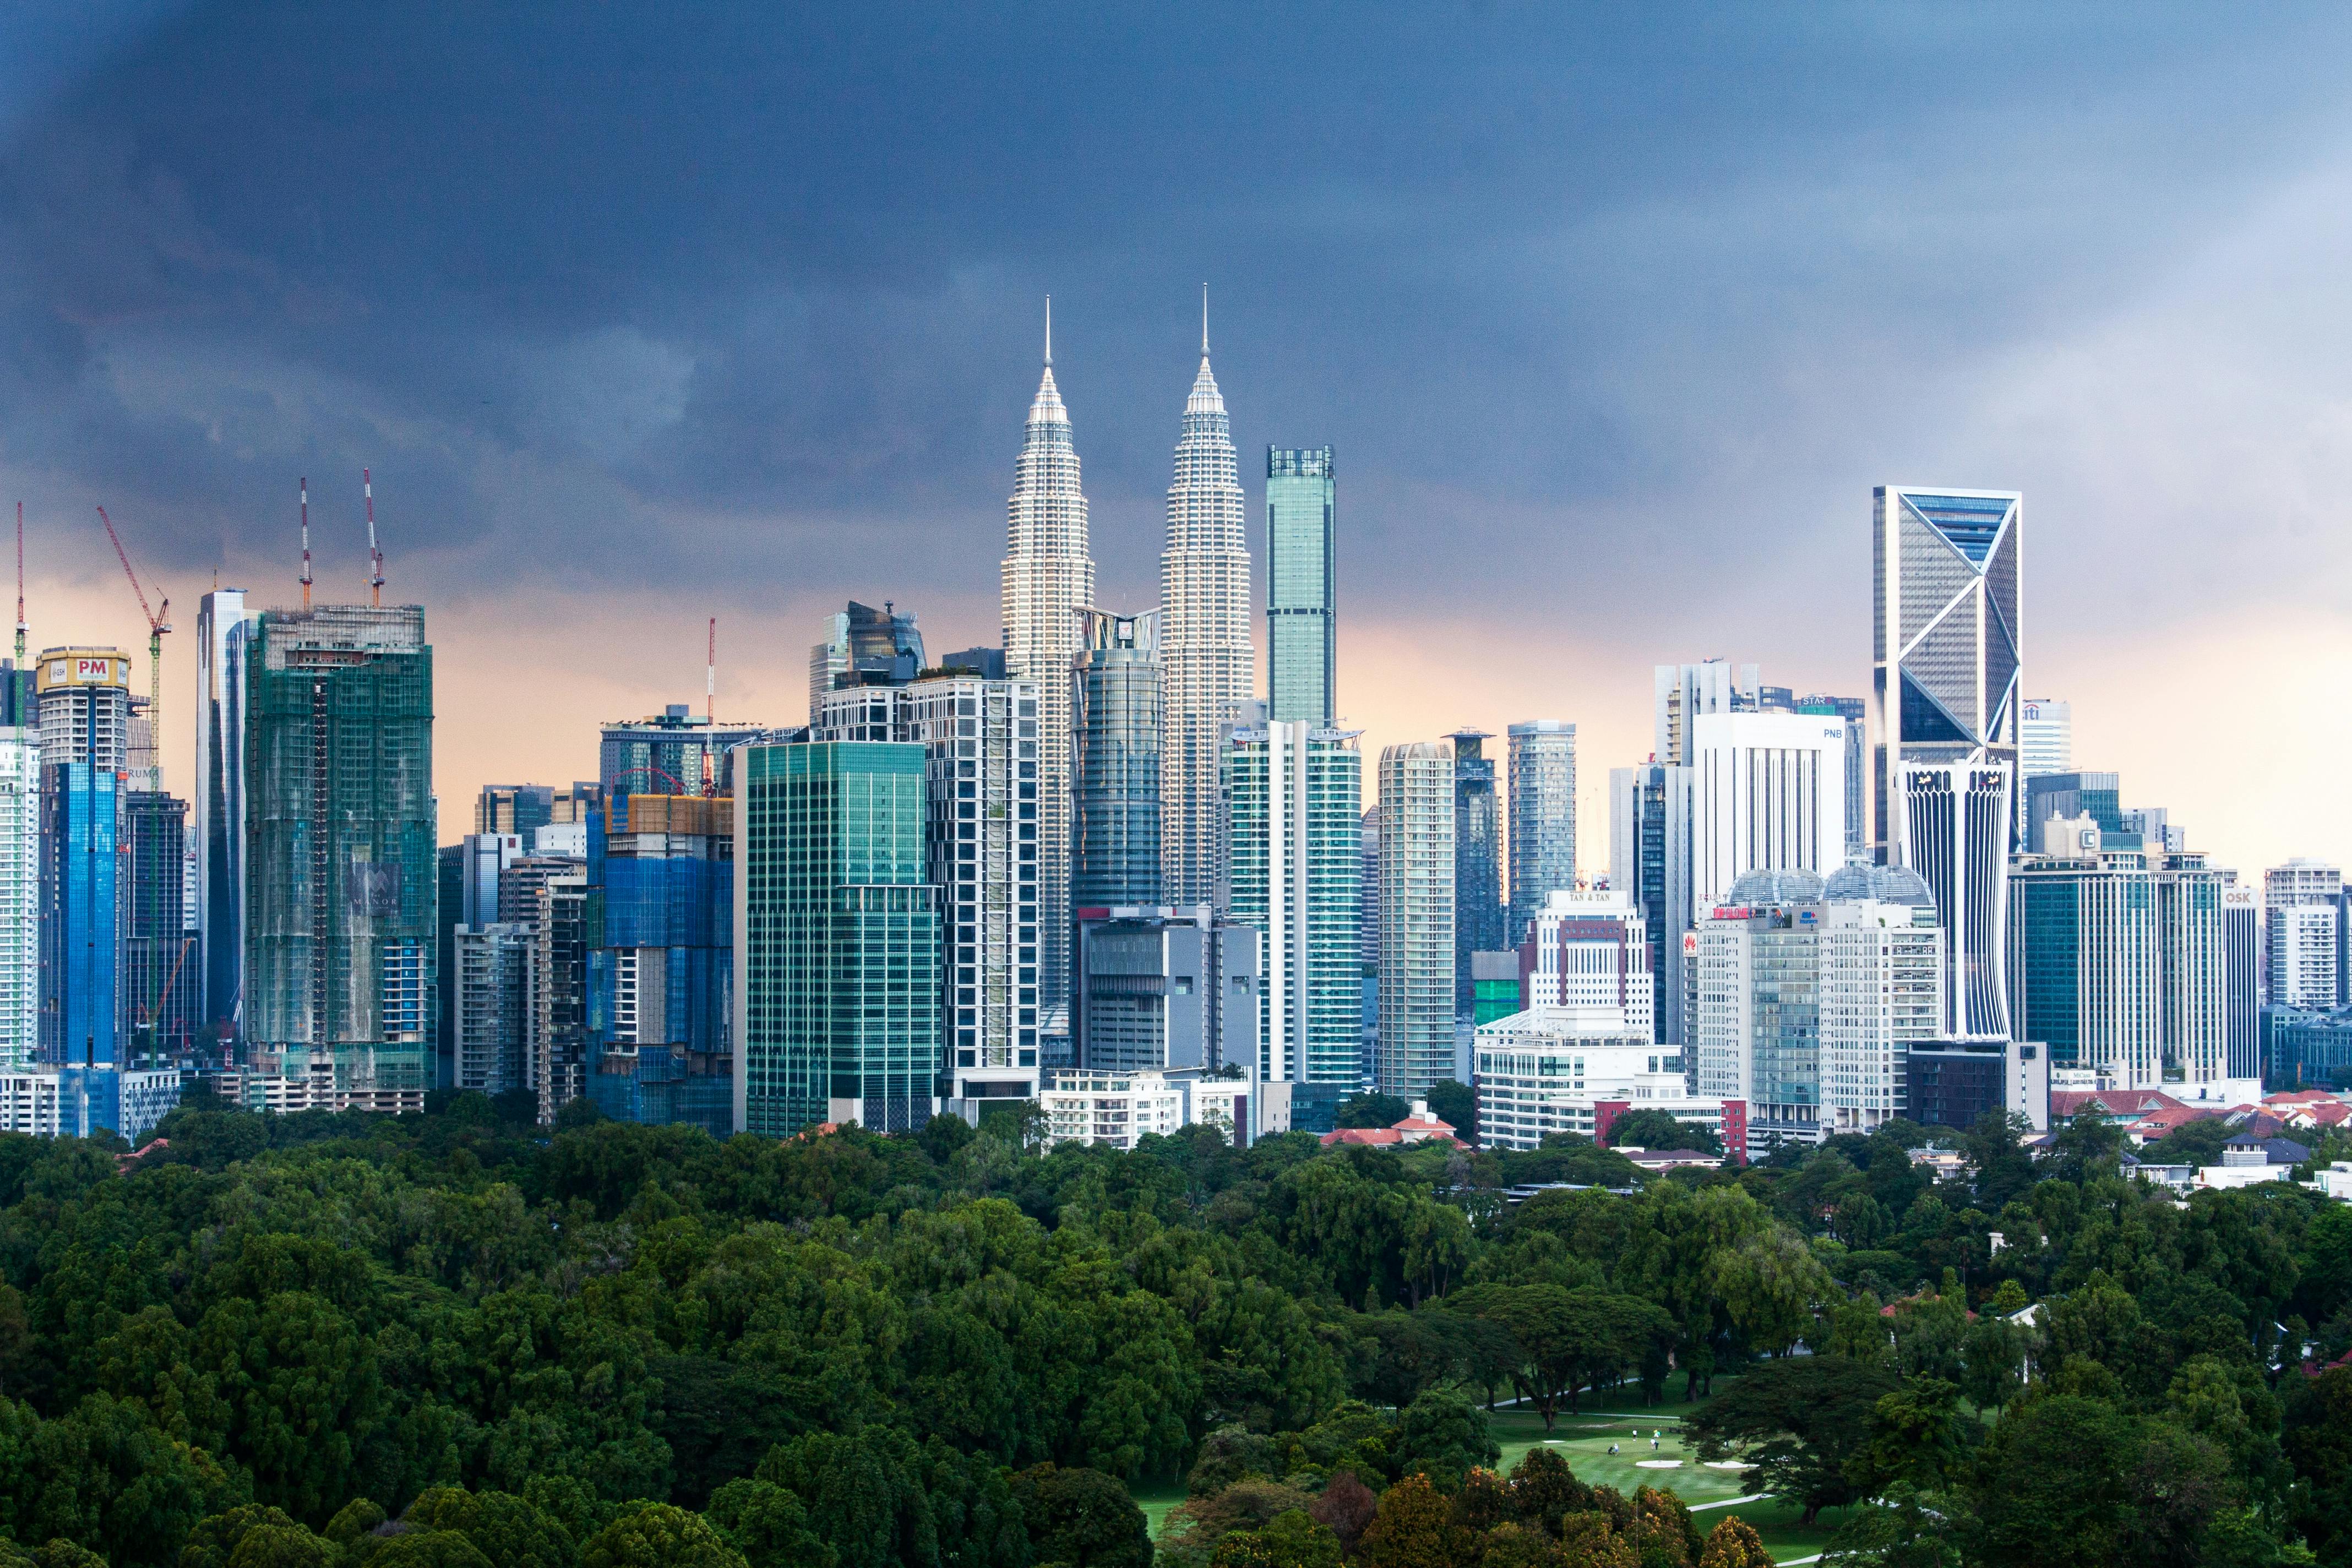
[1266, 447, 1335, 727]
[242, 606, 437, 1112]
[735, 741, 941, 1136]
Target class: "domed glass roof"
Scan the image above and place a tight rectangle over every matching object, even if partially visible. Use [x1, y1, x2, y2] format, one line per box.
[1725, 867, 1825, 905]
[1822, 859, 1937, 908]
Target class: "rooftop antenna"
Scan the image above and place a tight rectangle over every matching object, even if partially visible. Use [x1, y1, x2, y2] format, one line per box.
[364, 467, 384, 607]
[13, 502, 23, 665]
[299, 477, 312, 612]
[1044, 295, 1051, 366]
[701, 617, 717, 797]
[1201, 282, 1209, 356]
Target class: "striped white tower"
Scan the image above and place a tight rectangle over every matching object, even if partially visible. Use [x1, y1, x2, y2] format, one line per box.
[1000, 301, 1095, 1028]
[1161, 291, 1254, 905]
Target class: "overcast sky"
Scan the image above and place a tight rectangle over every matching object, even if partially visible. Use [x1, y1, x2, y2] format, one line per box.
[6, 3, 2352, 875]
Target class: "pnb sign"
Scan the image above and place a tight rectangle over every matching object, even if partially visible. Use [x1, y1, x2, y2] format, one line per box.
[35, 650, 129, 694]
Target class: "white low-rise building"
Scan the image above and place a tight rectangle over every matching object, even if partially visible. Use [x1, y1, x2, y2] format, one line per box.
[1038, 1068, 1262, 1151]
[1473, 1005, 1741, 1155]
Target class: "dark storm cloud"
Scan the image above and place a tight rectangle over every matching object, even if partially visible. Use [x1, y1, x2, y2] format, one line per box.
[4, 2, 2352, 622]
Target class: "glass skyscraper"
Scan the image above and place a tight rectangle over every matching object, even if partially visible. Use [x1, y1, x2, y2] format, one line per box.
[1221, 703, 1361, 1086]
[735, 740, 941, 1136]
[1608, 761, 1670, 1047]
[241, 606, 437, 1113]
[1447, 729, 1504, 1015]
[1072, 608, 1162, 908]
[1266, 447, 1335, 726]
[1506, 720, 1576, 944]
[1872, 486, 2022, 1038]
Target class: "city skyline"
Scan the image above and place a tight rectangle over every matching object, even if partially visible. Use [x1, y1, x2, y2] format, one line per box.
[8, 8, 2352, 888]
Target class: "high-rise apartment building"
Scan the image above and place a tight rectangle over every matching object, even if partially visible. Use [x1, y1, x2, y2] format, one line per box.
[808, 600, 924, 722]
[1160, 315, 1253, 910]
[240, 606, 435, 1114]
[1506, 720, 1576, 944]
[1359, 803, 1379, 1080]
[1818, 863, 1943, 1136]
[1654, 661, 1760, 766]
[532, 871, 588, 1126]
[2155, 852, 2228, 1087]
[1377, 743, 1454, 1098]
[814, 673, 1041, 1103]
[1872, 486, 2022, 1038]
[1607, 762, 1670, 1046]
[1266, 447, 1335, 726]
[2019, 699, 2072, 778]
[734, 740, 941, 1136]
[195, 590, 252, 1042]
[1449, 731, 1504, 1016]
[2265, 858, 2341, 1009]
[453, 923, 533, 1095]
[1000, 314, 1094, 1031]
[1071, 608, 1162, 908]
[1222, 703, 1362, 1086]
[0, 729, 33, 1072]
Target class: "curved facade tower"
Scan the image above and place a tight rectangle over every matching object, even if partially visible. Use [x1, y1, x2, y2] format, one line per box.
[1000, 306, 1095, 1028]
[1160, 304, 1254, 906]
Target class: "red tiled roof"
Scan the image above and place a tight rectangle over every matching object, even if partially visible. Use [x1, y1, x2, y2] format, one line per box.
[1321, 1128, 1404, 1146]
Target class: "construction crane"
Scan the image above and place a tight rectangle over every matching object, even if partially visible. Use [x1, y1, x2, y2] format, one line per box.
[364, 467, 385, 606]
[299, 477, 313, 612]
[703, 617, 717, 796]
[134, 935, 196, 1068]
[96, 505, 170, 764]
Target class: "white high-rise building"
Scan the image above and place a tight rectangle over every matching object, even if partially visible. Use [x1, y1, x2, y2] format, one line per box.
[1000, 305, 1095, 1032]
[1871, 486, 2023, 1039]
[195, 587, 252, 1043]
[1161, 300, 1253, 907]
[1689, 711, 1848, 914]
[1519, 887, 1653, 1041]
[1377, 743, 1455, 1099]
[0, 730, 34, 1071]
[2264, 857, 2341, 1010]
[1819, 864, 1943, 1136]
[2018, 699, 2071, 779]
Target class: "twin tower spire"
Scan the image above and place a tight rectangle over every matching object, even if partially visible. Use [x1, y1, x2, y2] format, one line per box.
[999, 291, 1255, 1026]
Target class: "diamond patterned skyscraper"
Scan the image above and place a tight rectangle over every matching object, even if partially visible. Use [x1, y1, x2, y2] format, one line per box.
[1000, 303, 1095, 1030]
[1161, 294, 1253, 905]
[1871, 485, 2021, 1037]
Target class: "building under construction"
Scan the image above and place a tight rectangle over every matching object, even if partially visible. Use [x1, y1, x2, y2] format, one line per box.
[586, 791, 733, 1135]
[239, 604, 435, 1113]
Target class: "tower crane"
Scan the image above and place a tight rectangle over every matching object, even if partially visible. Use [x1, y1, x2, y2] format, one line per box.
[96, 507, 170, 764]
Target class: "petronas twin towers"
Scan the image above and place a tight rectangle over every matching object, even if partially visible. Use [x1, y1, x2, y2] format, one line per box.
[999, 297, 1254, 1022]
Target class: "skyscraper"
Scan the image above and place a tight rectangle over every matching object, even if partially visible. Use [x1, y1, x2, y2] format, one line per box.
[195, 589, 252, 1043]
[2264, 858, 2341, 1009]
[0, 727, 33, 1072]
[125, 790, 198, 1064]
[734, 739, 941, 1136]
[2223, 879, 2260, 1080]
[1001, 306, 1094, 1030]
[814, 672, 1041, 1103]
[1518, 886, 1653, 1038]
[1872, 487, 2021, 1038]
[1695, 868, 1825, 1157]
[1819, 863, 1943, 1137]
[1221, 702, 1361, 1086]
[241, 606, 435, 1114]
[1377, 742, 1454, 1098]
[2009, 817, 2162, 1088]
[2019, 699, 2072, 778]
[600, 706, 767, 815]
[37, 651, 131, 1074]
[1161, 303, 1253, 911]
[585, 792, 733, 1134]
[1072, 608, 1162, 908]
[1689, 711, 1847, 914]
[1607, 761, 1669, 1045]
[1448, 729, 1504, 1015]
[809, 601, 924, 722]
[1794, 695, 1866, 861]
[1266, 447, 1335, 726]
[1506, 721, 1577, 945]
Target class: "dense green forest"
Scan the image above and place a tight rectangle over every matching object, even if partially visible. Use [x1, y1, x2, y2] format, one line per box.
[0, 1091, 2346, 1568]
